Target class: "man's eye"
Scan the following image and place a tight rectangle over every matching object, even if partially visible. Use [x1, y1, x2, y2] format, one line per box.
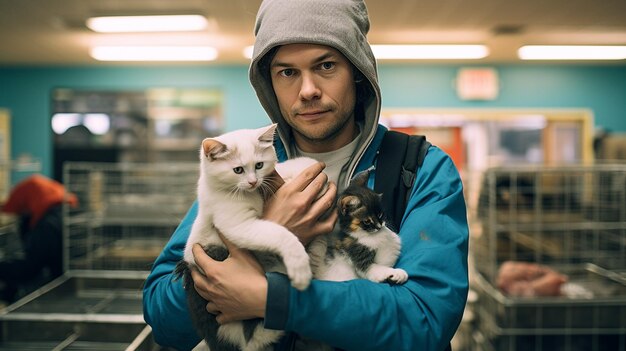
[233, 167, 244, 174]
[320, 62, 335, 70]
[280, 69, 294, 77]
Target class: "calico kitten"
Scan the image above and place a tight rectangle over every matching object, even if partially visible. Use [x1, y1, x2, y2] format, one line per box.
[310, 170, 408, 284]
[301, 171, 408, 351]
[175, 124, 317, 351]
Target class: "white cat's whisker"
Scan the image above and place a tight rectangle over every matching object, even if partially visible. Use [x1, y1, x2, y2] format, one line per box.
[228, 187, 242, 200]
[257, 181, 272, 199]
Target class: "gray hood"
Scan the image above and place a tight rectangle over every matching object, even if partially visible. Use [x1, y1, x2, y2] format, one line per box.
[249, 0, 381, 185]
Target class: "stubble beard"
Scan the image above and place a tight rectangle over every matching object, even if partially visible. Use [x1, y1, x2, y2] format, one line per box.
[291, 110, 354, 146]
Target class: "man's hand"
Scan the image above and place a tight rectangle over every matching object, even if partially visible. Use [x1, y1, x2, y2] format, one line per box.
[263, 162, 338, 245]
[190, 235, 267, 324]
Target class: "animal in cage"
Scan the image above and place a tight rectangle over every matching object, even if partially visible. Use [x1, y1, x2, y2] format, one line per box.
[472, 165, 626, 351]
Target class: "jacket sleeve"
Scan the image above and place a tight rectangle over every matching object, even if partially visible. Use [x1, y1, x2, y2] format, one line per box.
[266, 147, 469, 351]
[142, 201, 202, 351]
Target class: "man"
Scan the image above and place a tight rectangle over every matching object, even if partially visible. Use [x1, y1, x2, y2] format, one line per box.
[143, 0, 469, 350]
[1, 174, 77, 302]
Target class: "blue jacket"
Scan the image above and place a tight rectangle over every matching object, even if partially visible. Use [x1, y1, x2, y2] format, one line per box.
[143, 125, 469, 351]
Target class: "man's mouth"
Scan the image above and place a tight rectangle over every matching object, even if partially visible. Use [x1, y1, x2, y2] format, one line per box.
[297, 110, 329, 118]
[300, 110, 325, 115]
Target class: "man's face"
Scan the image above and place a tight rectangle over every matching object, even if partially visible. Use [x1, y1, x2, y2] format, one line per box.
[270, 44, 357, 153]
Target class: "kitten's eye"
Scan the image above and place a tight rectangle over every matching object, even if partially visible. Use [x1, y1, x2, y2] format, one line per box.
[255, 162, 264, 170]
[233, 167, 244, 174]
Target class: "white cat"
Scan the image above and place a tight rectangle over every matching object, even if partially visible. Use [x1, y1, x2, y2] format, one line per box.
[176, 124, 318, 351]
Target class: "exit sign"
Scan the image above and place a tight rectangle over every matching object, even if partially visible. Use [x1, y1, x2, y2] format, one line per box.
[456, 68, 499, 100]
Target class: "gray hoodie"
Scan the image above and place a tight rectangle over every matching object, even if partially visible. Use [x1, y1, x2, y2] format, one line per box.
[249, 0, 381, 187]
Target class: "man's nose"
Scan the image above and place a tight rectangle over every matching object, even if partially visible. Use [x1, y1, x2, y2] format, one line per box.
[299, 73, 321, 100]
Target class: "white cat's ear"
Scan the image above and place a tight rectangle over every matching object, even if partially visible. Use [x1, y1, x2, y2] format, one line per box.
[202, 138, 229, 160]
[258, 123, 277, 148]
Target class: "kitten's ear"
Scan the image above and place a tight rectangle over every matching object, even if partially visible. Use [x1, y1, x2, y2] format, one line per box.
[202, 138, 229, 160]
[339, 195, 361, 215]
[350, 170, 370, 187]
[258, 124, 277, 148]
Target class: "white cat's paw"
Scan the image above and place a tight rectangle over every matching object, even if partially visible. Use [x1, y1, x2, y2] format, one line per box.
[386, 268, 409, 285]
[290, 269, 313, 291]
[284, 254, 313, 291]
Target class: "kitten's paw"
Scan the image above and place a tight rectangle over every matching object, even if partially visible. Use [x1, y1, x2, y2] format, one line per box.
[367, 266, 407, 284]
[386, 268, 409, 285]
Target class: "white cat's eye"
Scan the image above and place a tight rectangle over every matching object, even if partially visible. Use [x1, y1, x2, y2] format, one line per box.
[233, 167, 244, 174]
[255, 162, 264, 170]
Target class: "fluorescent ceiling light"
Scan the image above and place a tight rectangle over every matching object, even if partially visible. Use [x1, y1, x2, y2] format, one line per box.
[83, 113, 111, 135]
[243, 46, 254, 59]
[90, 46, 218, 61]
[86, 15, 208, 33]
[52, 113, 81, 134]
[371, 45, 489, 59]
[518, 45, 626, 60]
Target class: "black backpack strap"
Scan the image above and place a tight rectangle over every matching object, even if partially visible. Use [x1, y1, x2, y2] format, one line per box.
[374, 130, 430, 232]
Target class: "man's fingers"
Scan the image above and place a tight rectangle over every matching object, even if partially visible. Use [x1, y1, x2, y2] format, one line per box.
[286, 162, 325, 192]
[314, 207, 338, 236]
[308, 181, 337, 216]
[206, 301, 219, 314]
[301, 171, 329, 200]
[192, 244, 216, 274]
[215, 313, 230, 324]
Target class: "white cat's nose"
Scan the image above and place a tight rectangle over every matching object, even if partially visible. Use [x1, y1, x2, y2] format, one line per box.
[248, 180, 257, 187]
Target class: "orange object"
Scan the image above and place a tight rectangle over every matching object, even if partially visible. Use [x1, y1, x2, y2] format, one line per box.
[496, 261, 568, 297]
[2, 175, 78, 229]
[389, 126, 465, 171]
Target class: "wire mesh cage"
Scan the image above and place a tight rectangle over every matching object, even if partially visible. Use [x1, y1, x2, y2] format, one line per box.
[0, 161, 199, 350]
[0, 219, 20, 262]
[471, 164, 626, 351]
[62, 161, 199, 273]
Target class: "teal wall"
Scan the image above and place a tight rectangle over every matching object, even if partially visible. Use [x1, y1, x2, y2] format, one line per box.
[0, 63, 625, 178]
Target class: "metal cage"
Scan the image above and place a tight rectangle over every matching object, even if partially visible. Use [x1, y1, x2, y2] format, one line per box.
[0, 162, 198, 350]
[471, 164, 626, 351]
[62, 162, 198, 273]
